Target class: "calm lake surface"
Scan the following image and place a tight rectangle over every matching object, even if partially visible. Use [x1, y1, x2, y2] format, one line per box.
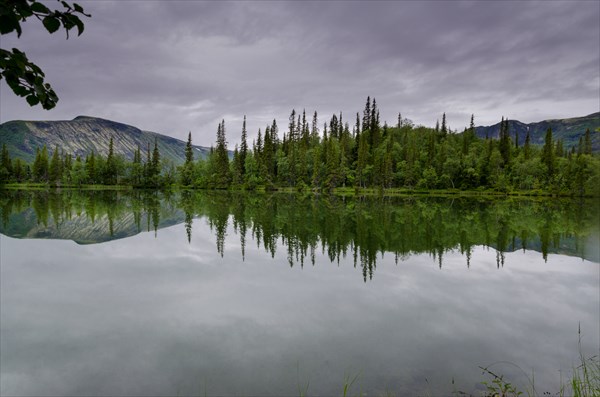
[1, 189, 598, 396]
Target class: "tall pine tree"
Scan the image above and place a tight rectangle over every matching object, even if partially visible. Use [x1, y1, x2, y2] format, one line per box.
[181, 132, 194, 186]
[215, 119, 231, 188]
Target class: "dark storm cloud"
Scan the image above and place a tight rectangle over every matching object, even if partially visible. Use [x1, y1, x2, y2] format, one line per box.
[1, 1, 598, 146]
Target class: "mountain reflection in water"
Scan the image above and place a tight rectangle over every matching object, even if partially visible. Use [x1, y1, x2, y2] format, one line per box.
[1, 189, 598, 280]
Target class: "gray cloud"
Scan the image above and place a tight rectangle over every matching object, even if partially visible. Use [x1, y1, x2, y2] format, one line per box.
[1, 1, 598, 146]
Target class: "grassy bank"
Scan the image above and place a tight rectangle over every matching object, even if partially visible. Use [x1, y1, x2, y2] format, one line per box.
[0, 183, 134, 190]
[334, 333, 600, 397]
[3, 183, 595, 199]
[312, 350, 599, 397]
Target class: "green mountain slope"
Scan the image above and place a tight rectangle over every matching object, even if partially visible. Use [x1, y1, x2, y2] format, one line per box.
[474, 112, 600, 152]
[0, 116, 211, 164]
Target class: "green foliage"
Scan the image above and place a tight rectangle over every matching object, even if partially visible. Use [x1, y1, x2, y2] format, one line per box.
[32, 145, 48, 182]
[48, 145, 62, 185]
[568, 326, 600, 397]
[180, 132, 194, 186]
[479, 366, 523, 397]
[1, 189, 598, 277]
[0, 0, 90, 109]
[214, 120, 231, 188]
[2, 97, 599, 196]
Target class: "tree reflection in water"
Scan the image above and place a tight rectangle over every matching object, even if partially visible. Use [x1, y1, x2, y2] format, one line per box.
[1, 189, 598, 280]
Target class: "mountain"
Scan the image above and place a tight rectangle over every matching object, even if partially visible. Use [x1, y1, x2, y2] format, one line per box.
[474, 112, 600, 152]
[0, 116, 211, 164]
[2, 112, 598, 164]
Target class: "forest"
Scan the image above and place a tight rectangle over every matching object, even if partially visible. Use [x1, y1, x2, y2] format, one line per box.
[1, 97, 599, 196]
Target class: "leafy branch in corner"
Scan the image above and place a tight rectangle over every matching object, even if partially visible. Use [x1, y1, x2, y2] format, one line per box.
[0, 0, 91, 109]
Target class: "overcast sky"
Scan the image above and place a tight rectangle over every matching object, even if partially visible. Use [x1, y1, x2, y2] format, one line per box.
[1, 0, 598, 147]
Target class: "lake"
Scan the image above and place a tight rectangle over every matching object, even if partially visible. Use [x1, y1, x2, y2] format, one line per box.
[0, 189, 598, 396]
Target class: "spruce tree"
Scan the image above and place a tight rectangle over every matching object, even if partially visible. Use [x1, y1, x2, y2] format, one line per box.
[255, 128, 263, 157]
[70, 156, 85, 186]
[215, 119, 231, 188]
[185, 132, 193, 164]
[311, 111, 319, 143]
[232, 145, 242, 185]
[0, 143, 12, 182]
[287, 110, 298, 185]
[555, 140, 564, 158]
[34, 145, 49, 182]
[524, 130, 531, 160]
[263, 126, 274, 181]
[133, 145, 142, 186]
[1, 144, 11, 171]
[329, 114, 339, 140]
[85, 151, 96, 184]
[63, 153, 72, 183]
[362, 96, 371, 133]
[356, 133, 369, 188]
[584, 128, 592, 155]
[441, 113, 447, 136]
[271, 119, 279, 147]
[311, 144, 322, 187]
[463, 114, 475, 155]
[288, 109, 297, 144]
[105, 137, 116, 184]
[48, 145, 62, 185]
[240, 116, 248, 175]
[370, 98, 380, 148]
[301, 109, 309, 147]
[181, 132, 194, 186]
[542, 128, 555, 180]
[149, 138, 161, 187]
[499, 117, 511, 167]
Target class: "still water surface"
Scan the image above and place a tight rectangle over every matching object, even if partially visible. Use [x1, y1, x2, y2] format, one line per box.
[0, 190, 598, 396]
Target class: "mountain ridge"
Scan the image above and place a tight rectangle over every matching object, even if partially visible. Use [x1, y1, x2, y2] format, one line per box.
[1, 112, 598, 165]
[474, 112, 599, 152]
[0, 115, 212, 165]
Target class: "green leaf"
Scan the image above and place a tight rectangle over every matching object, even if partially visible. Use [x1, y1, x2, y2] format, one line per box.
[30, 2, 50, 14]
[13, 86, 28, 96]
[26, 95, 40, 106]
[24, 72, 36, 84]
[0, 14, 18, 35]
[62, 14, 75, 30]
[74, 17, 84, 35]
[42, 16, 60, 33]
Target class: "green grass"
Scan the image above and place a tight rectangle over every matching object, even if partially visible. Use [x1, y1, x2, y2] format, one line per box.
[1, 183, 134, 190]
[2, 182, 599, 197]
[569, 326, 600, 397]
[292, 331, 599, 397]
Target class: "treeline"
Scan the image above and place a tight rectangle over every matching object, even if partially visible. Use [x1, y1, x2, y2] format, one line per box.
[0, 137, 174, 188]
[1, 97, 598, 195]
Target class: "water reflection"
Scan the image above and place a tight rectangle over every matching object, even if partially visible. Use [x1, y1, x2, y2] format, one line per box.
[1, 189, 599, 396]
[1, 189, 598, 278]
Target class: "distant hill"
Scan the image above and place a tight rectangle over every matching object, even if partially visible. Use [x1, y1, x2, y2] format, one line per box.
[474, 112, 600, 152]
[2, 113, 597, 165]
[0, 116, 211, 164]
